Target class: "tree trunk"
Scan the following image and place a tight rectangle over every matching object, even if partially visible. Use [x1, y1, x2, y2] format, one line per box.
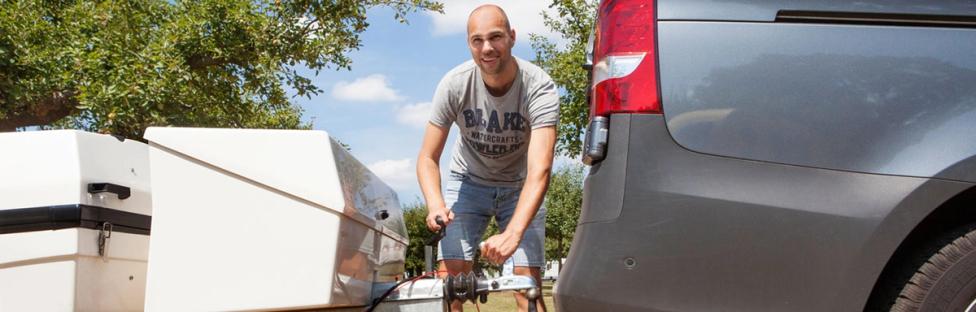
[557, 233, 564, 273]
[0, 91, 77, 131]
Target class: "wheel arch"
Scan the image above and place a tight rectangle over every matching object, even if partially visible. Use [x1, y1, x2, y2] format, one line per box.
[863, 184, 976, 311]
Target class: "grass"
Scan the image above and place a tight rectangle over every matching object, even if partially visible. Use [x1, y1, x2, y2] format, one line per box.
[461, 281, 556, 312]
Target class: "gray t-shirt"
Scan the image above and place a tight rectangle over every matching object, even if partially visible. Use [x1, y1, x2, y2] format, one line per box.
[430, 57, 560, 187]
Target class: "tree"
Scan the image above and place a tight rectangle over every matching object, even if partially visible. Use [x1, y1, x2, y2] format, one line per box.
[531, 0, 596, 158]
[402, 201, 430, 276]
[0, 0, 442, 138]
[543, 164, 584, 273]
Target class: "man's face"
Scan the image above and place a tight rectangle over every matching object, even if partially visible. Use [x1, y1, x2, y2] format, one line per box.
[467, 10, 515, 76]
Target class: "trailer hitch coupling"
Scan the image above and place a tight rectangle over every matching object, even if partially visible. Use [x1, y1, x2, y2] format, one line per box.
[443, 273, 541, 312]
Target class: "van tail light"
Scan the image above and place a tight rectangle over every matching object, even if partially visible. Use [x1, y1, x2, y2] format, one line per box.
[589, 0, 660, 117]
[583, 0, 660, 165]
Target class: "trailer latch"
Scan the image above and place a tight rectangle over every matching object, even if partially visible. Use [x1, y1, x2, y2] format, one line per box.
[98, 222, 113, 258]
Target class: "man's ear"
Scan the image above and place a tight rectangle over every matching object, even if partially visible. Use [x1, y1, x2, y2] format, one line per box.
[509, 28, 517, 47]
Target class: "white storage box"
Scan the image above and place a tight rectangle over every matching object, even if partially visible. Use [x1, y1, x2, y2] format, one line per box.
[0, 130, 152, 311]
[144, 128, 408, 311]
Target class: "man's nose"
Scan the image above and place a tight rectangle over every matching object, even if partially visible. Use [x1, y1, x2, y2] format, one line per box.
[481, 40, 495, 53]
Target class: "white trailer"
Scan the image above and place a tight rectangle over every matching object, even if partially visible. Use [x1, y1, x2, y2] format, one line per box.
[0, 130, 152, 311]
[0, 128, 539, 312]
[142, 127, 409, 311]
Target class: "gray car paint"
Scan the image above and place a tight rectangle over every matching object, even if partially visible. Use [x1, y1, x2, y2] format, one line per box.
[554, 114, 975, 311]
[554, 1, 976, 310]
[658, 0, 976, 22]
[657, 21, 976, 182]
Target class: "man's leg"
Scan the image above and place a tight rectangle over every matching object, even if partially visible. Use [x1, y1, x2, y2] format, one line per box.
[512, 266, 546, 312]
[439, 260, 473, 312]
[494, 186, 547, 312]
[437, 174, 492, 312]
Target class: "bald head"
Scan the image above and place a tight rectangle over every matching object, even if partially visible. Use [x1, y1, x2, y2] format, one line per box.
[465, 4, 517, 80]
[467, 4, 511, 35]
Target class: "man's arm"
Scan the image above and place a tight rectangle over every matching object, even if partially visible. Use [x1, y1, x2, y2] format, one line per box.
[480, 126, 557, 264]
[417, 122, 455, 231]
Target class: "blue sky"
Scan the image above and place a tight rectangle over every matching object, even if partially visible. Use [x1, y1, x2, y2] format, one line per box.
[293, 2, 572, 204]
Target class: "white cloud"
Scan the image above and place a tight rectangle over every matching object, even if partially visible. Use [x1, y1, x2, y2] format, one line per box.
[427, 1, 561, 43]
[331, 74, 403, 102]
[395, 102, 433, 128]
[368, 158, 416, 191]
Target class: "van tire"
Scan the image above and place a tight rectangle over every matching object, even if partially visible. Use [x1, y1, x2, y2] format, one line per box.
[890, 226, 976, 312]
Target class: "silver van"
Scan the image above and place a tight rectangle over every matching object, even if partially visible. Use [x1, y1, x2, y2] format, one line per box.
[554, 0, 976, 311]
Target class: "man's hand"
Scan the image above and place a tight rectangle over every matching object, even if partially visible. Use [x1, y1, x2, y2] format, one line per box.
[480, 230, 523, 264]
[426, 207, 454, 231]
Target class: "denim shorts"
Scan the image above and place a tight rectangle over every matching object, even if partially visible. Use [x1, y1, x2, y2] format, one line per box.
[436, 172, 546, 268]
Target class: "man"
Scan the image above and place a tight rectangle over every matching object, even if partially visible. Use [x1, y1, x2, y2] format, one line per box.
[416, 4, 559, 312]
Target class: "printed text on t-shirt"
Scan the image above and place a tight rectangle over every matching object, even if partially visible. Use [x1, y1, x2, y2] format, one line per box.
[462, 108, 528, 159]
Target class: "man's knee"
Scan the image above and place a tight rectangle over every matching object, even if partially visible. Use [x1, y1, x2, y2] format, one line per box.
[512, 265, 541, 277]
[438, 260, 473, 277]
[511, 266, 547, 311]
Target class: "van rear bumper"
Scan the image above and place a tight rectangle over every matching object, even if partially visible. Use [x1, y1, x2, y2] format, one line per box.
[554, 114, 971, 311]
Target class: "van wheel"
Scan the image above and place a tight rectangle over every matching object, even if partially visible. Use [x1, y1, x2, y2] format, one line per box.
[890, 226, 976, 312]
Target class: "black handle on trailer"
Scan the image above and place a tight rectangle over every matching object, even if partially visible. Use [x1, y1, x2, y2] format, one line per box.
[88, 183, 131, 200]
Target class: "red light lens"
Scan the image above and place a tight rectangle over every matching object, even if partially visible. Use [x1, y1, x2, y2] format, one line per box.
[594, 1, 654, 61]
[590, 0, 661, 117]
[592, 58, 659, 116]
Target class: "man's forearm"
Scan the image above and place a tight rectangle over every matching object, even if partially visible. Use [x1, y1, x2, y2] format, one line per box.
[417, 157, 446, 211]
[506, 168, 551, 236]
[506, 126, 556, 237]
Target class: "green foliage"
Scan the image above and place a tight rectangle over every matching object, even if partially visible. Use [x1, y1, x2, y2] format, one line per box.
[530, 0, 596, 158]
[544, 164, 584, 269]
[402, 201, 429, 276]
[480, 218, 501, 276]
[0, 0, 442, 138]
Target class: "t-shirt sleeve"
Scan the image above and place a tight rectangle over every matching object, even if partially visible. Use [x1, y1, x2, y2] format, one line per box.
[527, 75, 561, 129]
[429, 74, 457, 128]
